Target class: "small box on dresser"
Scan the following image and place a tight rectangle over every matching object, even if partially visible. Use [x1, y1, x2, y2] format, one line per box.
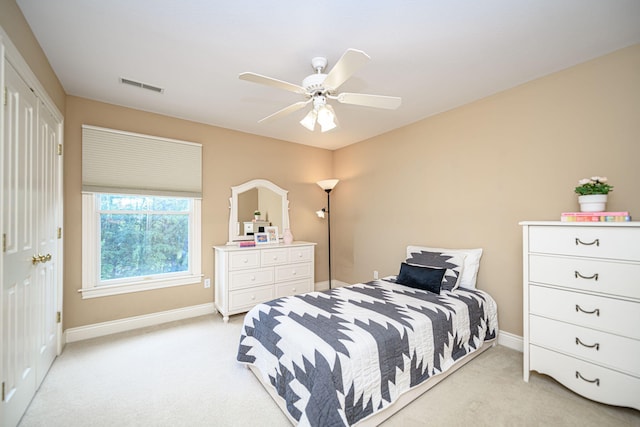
[214, 241, 316, 322]
[520, 221, 640, 410]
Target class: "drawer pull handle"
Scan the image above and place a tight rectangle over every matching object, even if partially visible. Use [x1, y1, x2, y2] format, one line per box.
[575, 337, 600, 351]
[574, 271, 599, 281]
[575, 371, 599, 386]
[575, 238, 599, 247]
[243, 259, 248, 263]
[575, 305, 600, 316]
[250, 276, 255, 281]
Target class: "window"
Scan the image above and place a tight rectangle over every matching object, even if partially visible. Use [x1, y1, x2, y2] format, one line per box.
[80, 126, 202, 298]
[81, 193, 202, 298]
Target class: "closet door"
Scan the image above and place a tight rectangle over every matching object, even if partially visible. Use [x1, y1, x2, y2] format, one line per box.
[2, 62, 39, 427]
[34, 99, 59, 385]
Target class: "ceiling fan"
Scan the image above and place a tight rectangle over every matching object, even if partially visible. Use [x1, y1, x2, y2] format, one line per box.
[239, 49, 402, 132]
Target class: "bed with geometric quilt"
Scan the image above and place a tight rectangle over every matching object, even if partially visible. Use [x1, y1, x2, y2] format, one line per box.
[237, 253, 499, 427]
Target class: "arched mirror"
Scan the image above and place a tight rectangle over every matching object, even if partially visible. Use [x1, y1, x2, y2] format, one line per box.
[228, 179, 290, 243]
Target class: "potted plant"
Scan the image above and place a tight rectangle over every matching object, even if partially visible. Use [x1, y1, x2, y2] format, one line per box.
[254, 210, 261, 220]
[575, 176, 613, 212]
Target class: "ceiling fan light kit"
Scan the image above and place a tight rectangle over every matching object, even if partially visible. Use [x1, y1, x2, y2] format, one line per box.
[300, 95, 338, 132]
[239, 49, 401, 132]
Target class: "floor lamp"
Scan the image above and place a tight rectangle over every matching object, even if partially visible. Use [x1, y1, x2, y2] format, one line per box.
[316, 179, 339, 289]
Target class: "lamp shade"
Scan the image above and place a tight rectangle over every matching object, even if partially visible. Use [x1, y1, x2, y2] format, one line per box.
[299, 109, 317, 131]
[317, 179, 339, 191]
[317, 105, 337, 132]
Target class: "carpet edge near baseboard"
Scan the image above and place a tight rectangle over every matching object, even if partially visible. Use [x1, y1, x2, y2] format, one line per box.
[64, 303, 216, 343]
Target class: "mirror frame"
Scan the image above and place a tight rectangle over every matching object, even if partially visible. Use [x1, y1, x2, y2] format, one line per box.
[228, 179, 290, 243]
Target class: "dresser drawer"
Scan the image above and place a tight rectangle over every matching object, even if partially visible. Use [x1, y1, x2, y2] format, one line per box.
[529, 315, 640, 377]
[529, 254, 640, 299]
[275, 263, 312, 282]
[529, 285, 640, 339]
[229, 268, 274, 290]
[528, 226, 640, 261]
[530, 345, 640, 410]
[276, 278, 313, 298]
[261, 247, 289, 266]
[229, 250, 260, 270]
[288, 246, 314, 263]
[228, 285, 275, 311]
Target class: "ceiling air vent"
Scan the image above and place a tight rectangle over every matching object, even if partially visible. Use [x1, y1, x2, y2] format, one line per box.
[119, 77, 164, 93]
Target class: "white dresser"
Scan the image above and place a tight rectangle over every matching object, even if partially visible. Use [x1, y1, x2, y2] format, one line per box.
[521, 221, 640, 410]
[214, 241, 316, 322]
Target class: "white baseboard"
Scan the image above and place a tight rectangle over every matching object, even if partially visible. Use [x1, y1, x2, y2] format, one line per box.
[65, 303, 216, 343]
[498, 330, 523, 352]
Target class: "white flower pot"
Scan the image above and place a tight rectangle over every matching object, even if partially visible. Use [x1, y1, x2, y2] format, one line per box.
[578, 194, 607, 212]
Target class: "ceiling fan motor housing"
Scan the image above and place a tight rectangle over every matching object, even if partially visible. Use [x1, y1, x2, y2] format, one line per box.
[302, 73, 328, 94]
[302, 56, 330, 95]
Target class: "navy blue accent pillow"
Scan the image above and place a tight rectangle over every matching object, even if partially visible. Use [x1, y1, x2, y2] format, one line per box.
[396, 262, 446, 294]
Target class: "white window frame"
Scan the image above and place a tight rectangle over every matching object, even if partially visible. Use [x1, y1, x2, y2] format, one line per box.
[81, 193, 202, 299]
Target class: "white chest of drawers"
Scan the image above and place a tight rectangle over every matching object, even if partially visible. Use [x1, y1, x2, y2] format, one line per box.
[214, 241, 316, 322]
[521, 221, 640, 410]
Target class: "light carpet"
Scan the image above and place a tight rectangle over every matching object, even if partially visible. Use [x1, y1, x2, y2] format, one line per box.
[18, 314, 640, 426]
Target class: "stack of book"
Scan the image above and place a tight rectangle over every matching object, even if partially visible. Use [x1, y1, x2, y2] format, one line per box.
[239, 241, 256, 247]
[561, 211, 632, 222]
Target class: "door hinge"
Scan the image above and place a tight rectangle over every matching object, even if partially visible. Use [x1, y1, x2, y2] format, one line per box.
[2, 381, 5, 402]
[57, 144, 63, 155]
[57, 227, 62, 239]
[56, 311, 62, 324]
[2, 233, 6, 253]
[3, 87, 6, 106]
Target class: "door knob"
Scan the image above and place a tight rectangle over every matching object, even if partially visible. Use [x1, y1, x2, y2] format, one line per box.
[32, 253, 52, 264]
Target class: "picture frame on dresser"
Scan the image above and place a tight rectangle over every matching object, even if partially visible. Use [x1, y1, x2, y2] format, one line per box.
[265, 226, 279, 243]
[254, 232, 269, 245]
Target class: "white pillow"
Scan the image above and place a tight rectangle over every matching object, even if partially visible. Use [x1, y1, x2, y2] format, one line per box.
[404, 249, 466, 291]
[406, 246, 483, 289]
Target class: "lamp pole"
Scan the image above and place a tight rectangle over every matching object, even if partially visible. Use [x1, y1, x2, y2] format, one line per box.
[317, 179, 339, 291]
[325, 189, 332, 289]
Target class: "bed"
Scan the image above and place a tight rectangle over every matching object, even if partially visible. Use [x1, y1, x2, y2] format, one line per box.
[237, 246, 498, 426]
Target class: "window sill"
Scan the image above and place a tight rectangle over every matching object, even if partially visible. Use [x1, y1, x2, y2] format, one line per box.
[79, 274, 203, 299]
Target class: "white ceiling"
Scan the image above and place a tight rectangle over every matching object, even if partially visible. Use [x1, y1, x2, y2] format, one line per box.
[16, 1, 640, 150]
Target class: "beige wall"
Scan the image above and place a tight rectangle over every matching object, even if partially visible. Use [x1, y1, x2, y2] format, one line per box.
[0, 1, 65, 112]
[64, 96, 333, 328]
[4, 0, 639, 336]
[333, 44, 640, 337]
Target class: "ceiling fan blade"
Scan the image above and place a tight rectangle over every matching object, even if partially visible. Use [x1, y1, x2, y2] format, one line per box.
[239, 72, 307, 94]
[322, 49, 371, 91]
[258, 99, 312, 123]
[335, 92, 402, 110]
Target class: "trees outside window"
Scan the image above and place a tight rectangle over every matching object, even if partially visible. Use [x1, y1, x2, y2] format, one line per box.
[81, 193, 201, 298]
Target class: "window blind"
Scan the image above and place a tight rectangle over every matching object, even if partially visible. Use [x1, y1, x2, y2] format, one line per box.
[82, 125, 202, 198]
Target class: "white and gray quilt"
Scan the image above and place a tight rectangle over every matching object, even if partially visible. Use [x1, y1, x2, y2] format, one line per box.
[237, 279, 498, 426]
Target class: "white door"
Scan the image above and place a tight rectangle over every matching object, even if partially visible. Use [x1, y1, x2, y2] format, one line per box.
[34, 99, 59, 385]
[2, 61, 59, 427]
